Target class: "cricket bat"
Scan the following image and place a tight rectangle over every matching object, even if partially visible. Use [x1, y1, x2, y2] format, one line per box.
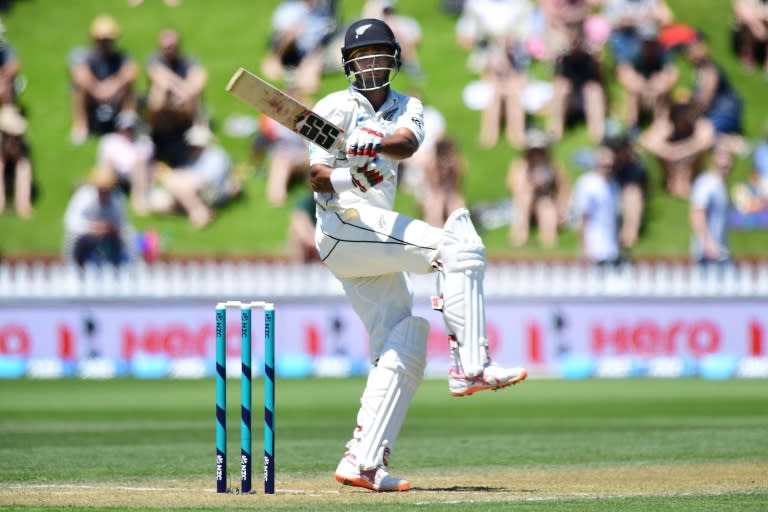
[225, 67, 345, 153]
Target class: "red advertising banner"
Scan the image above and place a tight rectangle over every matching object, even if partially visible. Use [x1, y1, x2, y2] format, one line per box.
[0, 300, 764, 375]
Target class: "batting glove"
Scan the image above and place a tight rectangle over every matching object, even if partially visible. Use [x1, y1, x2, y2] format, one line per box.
[350, 163, 384, 192]
[345, 125, 384, 168]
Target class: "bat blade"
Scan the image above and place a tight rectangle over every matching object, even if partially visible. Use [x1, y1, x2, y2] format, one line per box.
[225, 67, 345, 153]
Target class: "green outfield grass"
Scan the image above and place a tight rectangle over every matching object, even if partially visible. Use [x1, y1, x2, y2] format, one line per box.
[0, 0, 766, 259]
[0, 378, 766, 511]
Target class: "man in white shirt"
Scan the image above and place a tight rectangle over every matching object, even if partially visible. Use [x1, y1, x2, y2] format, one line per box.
[309, 18, 526, 493]
[690, 142, 733, 265]
[63, 166, 131, 267]
[571, 145, 622, 265]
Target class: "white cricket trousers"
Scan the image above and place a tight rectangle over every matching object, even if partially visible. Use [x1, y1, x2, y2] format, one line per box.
[316, 203, 442, 361]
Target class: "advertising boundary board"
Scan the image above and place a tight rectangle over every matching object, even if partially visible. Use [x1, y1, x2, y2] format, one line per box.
[0, 298, 765, 378]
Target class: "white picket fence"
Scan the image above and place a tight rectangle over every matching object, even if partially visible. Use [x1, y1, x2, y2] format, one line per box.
[1, 259, 767, 300]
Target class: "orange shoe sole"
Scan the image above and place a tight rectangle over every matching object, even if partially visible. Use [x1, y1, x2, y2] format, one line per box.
[335, 474, 411, 492]
[451, 369, 529, 397]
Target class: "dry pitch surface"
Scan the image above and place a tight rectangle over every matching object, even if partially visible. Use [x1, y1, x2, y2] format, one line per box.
[2, 462, 767, 509]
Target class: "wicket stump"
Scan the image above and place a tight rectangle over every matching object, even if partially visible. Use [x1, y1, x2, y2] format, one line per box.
[215, 301, 275, 494]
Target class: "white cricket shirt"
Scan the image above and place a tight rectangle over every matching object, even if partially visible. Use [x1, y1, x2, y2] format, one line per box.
[309, 86, 425, 211]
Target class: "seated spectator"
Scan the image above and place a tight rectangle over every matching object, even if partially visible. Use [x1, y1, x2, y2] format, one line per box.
[68, 15, 138, 144]
[151, 124, 239, 229]
[732, 122, 768, 213]
[455, 0, 534, 73]
[0, 19, 21, 106]
[548, 25, 607, 142]
[261, 0, 337, 96]
[602, 0, 674, 63]
[456, 0, 533, 148]
[570, 144, 622, 265]
[507, 129, 570, 247]
[480, 41, 530, 149]
[63, 166, 132, 267]
[252, 113, 309, 207]
[685, 41, 743, 136]
[287, 191, 320, 263]
[731, 0, 768, 73]
[640, 96, 715, 198]
[146, 28, 208, 167]
[690, 141, 734, 267]
[603, 130, 649, 249]
[752, 123, 768, 203]
[422, 137, 467, 227]
[529, 0, 608, 61]
[362, 0, 424, 79]
[0, 104, 34, 218]
[400, 98, 447, 200]
[616, 24, 678, 129]
[96, 110, 155, 215]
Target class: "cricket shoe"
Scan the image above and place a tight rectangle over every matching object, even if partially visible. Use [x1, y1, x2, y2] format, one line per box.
[334, 451, 411, 492]
[449, 364, 528, 397]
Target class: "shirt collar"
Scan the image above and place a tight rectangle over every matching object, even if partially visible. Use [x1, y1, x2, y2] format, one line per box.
[348, 86, 398, 112]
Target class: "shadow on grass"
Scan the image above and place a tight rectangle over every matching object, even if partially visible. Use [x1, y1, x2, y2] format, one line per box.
[414, 485, 526, 493]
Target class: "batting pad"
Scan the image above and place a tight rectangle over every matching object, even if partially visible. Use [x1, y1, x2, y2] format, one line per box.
[437, 208, 489, 378]
[354, 316, 429, 470]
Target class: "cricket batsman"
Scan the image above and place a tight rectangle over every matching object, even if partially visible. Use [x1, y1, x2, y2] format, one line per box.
[308, 18, 528, 492]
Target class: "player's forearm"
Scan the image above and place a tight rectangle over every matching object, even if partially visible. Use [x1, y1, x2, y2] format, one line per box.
[380, 129, 419, 160]
[309, 163, 335, 193]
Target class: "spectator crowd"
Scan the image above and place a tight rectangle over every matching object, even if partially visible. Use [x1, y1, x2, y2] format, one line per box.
[2, 0, 767, 269]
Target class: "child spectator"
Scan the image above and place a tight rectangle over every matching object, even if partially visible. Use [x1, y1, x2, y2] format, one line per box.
[63, 166, 132, 267]
[96, 110, 155, 215]
[548, 24, 607, 142]
[616, 24, 678, 129]
[690, 141, 734, 266]
[68, 15, 138, 145]
[146, 28, 208, 167]
[506, 129, 570, 247]
[0, 104, 34, 218]
[570, 144, 622, 265]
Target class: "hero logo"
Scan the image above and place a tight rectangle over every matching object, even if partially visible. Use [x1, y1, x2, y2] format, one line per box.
[264, 456, 270, 481]
[592, 320, 722, 356]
